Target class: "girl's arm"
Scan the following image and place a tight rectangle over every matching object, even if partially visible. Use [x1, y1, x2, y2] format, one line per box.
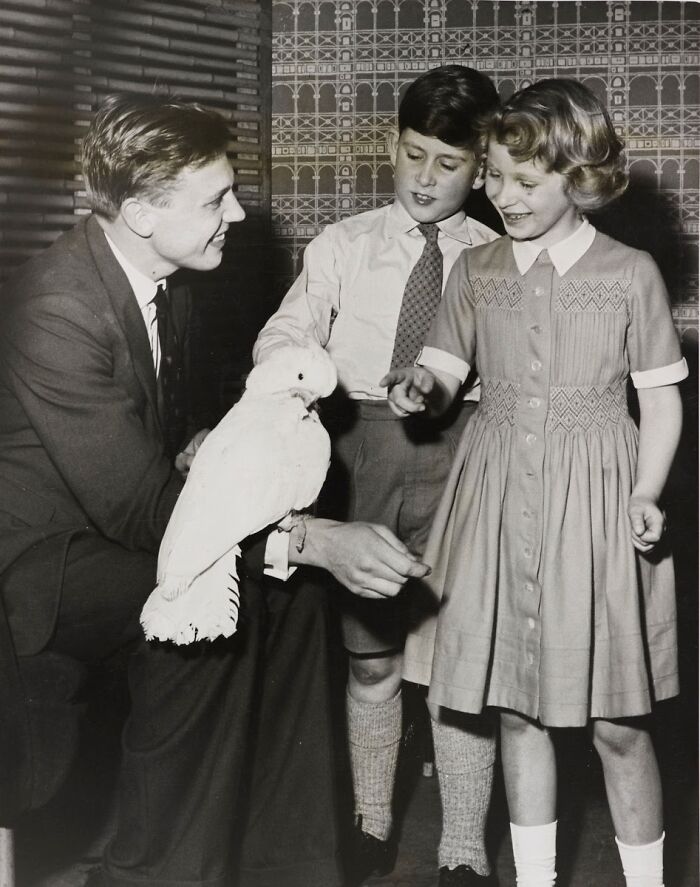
[380, 365, 461, 417]
[628, 383, 683, 552]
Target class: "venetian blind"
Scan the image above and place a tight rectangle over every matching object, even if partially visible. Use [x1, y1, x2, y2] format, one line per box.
[0, 0, 271, 282]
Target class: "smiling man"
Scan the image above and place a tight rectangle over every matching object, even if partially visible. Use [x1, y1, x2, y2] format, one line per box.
[0, 94, 428, 887]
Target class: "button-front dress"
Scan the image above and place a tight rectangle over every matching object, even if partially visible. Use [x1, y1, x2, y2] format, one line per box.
[403, 227, 687, 727]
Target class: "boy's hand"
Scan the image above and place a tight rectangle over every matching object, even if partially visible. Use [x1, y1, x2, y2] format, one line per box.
[380, 366, 436, 417]
[628, 495, 666, 552]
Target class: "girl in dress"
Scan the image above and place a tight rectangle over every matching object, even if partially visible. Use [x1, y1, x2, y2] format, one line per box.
[382, 79, 687, 887]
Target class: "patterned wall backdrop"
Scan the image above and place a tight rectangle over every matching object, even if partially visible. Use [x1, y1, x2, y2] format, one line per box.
[270, 0, 699, 347]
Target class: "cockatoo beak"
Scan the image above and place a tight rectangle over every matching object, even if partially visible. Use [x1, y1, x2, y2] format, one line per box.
[291, 388, 317, 408]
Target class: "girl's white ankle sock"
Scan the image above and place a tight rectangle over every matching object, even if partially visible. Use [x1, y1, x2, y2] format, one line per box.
[510, 820, 557, 886]
[615, 832, 664, 887]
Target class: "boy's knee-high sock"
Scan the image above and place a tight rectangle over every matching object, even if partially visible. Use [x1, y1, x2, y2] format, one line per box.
[432, 717, 496, 875]
[510, 821, 557, 887]
[346, 689, 402, 841]
[615, 833, 664, 887]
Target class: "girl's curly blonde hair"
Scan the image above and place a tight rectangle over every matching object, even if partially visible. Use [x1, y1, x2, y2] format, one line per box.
[483, 78, 628, 212]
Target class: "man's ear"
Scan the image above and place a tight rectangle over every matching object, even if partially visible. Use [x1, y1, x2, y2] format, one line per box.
[121, 197, 155, 238]
[386, 128, 400, 165]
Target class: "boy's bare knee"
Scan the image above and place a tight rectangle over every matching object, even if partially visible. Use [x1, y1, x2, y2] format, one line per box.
[348, 653, 402, 700]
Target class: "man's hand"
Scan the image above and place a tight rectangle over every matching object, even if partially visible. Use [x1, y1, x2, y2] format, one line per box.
[628, 495, 666, 553]
[175, 428, 211, 479]
[380, 366, 436, 417]
[292, 517, 430, 598]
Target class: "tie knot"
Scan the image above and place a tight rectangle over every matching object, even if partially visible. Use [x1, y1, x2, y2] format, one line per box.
[418, 222, 439, 244]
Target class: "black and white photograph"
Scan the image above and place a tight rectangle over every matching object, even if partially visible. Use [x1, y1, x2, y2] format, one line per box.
[0, 2, 697, 886]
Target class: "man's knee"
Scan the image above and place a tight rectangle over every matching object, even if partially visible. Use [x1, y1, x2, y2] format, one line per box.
[15, 650, 87, 812]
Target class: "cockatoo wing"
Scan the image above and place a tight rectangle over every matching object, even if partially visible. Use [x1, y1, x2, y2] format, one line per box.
[156, 396, 330, 598]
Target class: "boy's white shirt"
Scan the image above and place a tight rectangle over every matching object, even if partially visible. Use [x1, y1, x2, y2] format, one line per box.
[252, 202, 495, 578]
[419, 219, 688, 390]
[253, 200, 498, 400]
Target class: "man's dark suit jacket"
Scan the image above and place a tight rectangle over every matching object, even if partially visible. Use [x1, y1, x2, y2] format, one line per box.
[0, 215, 187, 656]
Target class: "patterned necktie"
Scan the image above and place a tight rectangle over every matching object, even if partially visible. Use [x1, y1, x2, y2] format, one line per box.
[154, 282, 186, 460]
[390, 222, 443, 369]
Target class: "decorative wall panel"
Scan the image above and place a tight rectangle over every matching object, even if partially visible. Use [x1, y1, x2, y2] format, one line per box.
[270, 0, 699, 346]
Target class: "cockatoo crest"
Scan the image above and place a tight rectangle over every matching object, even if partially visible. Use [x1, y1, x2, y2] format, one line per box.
[244, 338, 337, 403]
[140, 339, 337, 645]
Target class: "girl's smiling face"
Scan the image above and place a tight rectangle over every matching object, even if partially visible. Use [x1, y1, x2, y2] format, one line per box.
[484, 141, 581, 247]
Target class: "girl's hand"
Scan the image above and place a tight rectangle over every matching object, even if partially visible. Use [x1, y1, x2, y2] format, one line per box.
[628, 495, 666, 552]
[380, 366, 436, 416]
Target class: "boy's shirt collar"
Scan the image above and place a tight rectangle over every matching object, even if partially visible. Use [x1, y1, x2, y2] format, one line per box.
[388, 199, 473, 245]
[512, 218, 596, 276]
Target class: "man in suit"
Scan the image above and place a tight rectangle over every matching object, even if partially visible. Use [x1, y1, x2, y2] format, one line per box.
[0, 94, 428, 887]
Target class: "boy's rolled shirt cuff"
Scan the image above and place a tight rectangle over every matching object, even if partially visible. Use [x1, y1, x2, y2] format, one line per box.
[631, 357, 688, 389]
[416, 346, 470, 384]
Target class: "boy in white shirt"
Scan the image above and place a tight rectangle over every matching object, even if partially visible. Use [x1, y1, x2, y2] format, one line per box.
[254, 66, 500, 886]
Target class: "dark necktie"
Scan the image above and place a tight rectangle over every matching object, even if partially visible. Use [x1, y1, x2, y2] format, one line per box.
[154, 282, 186, 460]
[390, 222, 443, 369]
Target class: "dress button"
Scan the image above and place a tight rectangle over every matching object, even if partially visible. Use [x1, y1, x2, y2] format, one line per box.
[528, 617, 536, 630]
[528, 653, 535, 665]
[531, 360, 542, 372]
[524, 546, 533, 558]
[530, 324, 541, 334]
[526, 433, 536, 445]
[528, 397, 541, 408]
[534, 287, 544, 297]
[524, 582, 534, 593]
[522, 508, 530, 518]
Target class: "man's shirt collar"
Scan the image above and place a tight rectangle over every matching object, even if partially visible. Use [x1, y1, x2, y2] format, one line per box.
[104, 233, 166, 309]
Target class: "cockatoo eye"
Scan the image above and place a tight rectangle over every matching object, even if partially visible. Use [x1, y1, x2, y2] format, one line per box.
[298, 372, 304, 380]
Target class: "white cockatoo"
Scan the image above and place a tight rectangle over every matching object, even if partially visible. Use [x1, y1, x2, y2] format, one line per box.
[140, 339, 337, 644]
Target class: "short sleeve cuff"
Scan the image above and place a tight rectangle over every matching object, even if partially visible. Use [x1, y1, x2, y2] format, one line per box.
[416, 346, 470, 383]
[631, 357, 688, 389]
[264, 527, 297, 581]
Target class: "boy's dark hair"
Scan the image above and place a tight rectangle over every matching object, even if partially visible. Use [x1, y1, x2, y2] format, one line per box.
[82, 93, 231, 220]
[398, 65, 499, 150]
[485, 78, 628, 212]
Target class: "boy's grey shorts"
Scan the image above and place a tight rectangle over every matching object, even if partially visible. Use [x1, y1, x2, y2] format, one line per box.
[319, 397, 476, 657]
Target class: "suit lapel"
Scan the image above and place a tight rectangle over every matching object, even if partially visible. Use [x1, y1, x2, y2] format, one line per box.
[84, 216, 161, 429]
